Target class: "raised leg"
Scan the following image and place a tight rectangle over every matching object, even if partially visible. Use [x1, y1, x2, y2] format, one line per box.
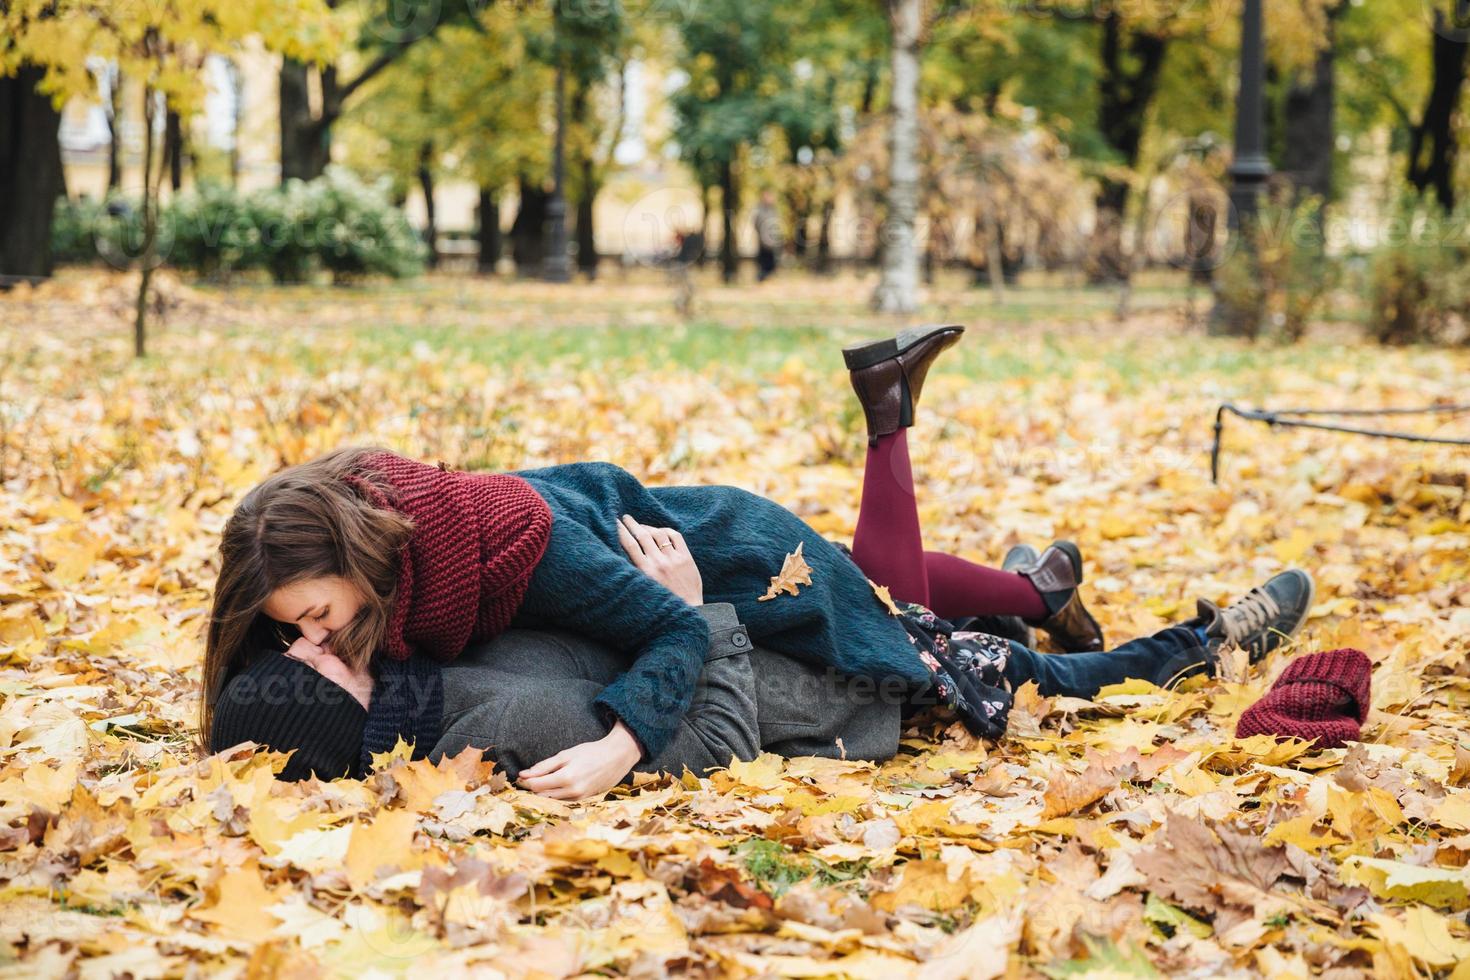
[850, 429, 930, 605]
[849, 429, 1049, 619]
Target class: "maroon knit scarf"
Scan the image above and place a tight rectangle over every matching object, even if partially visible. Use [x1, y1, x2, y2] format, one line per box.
[343, 450, 553, 662]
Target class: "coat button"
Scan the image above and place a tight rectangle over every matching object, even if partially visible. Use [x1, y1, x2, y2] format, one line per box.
[731, 631, 749, 648]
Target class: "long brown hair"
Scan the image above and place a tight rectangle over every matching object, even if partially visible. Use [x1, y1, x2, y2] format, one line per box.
[199, 444, 416, 752]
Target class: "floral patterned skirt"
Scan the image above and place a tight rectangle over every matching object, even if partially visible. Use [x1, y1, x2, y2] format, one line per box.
[895, 600, 1015, 740]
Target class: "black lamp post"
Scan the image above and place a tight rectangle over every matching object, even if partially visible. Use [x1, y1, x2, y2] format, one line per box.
[1211, 0, 1271, 334]
[1227, 0, 1271, 233]
[543, 53, 572, 282]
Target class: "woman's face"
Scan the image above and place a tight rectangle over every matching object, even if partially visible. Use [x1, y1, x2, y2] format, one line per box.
[262, 575, 365, 647]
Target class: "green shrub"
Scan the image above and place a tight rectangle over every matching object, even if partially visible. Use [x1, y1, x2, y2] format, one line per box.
[1367, 195, 1470, 345]
[299, 168, 427, 283]
[50, 168, 426, 284]
[168, 181, 266, 279]
[50, 196, 110, 265]
[253, 180, 318, 283]
[51, 194, 159, 269]
[1213, 192, 1338, 342]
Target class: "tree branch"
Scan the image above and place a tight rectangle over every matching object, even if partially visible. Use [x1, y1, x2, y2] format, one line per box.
[595, 56, 630, 178]
[316, 20, 451, 130]
[335, 40, 425, 110]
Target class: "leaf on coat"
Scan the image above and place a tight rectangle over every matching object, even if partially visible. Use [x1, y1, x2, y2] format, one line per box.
[758, 541, 813, 601]
[869, 579, 902, 616]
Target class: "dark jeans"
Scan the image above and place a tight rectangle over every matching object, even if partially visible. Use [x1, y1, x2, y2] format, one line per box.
[1003, 625, 1210, 699]
[756, 246, 776, 281]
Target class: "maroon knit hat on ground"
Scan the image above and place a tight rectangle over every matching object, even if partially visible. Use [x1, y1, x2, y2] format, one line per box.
[1235, 648, 1372, 749]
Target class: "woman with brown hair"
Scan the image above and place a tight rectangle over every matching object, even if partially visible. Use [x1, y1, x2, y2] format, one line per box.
[203, 325, 1314, 798]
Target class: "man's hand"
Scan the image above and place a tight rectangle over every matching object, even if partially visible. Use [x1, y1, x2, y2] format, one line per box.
[616, 514, 704, 605]
[516, 720, 643, 801]
[283, 636, 374, 710]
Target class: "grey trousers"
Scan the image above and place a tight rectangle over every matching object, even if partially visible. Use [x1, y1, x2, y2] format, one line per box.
[430, 604, 900, 781]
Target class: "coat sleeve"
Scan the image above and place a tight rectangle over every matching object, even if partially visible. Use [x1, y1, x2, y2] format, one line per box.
[513, 513, 710, 758]
[359, 653, 445, 774]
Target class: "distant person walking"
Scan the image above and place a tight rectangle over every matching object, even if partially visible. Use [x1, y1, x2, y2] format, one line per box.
[753, 191, 782, 282]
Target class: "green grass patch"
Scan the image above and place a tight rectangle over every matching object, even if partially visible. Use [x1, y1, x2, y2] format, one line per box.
[732, 838, 870, 897]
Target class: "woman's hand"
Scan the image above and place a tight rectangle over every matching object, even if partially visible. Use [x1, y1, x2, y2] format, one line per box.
[283, 636, 374, 711]
[516, 720, 643, 801]
[616, 514, 704, 605]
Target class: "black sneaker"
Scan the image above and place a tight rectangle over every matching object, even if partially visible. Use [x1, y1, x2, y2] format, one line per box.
[1198, 569, 1316, 665]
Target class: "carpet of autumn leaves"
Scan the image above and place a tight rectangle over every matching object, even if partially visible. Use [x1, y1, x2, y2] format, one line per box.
[1, 270, 1469, 978]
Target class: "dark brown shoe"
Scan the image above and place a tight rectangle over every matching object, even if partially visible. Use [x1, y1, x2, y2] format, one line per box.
[844, 324, 964, 444]
[1011, 541, 1106, 653]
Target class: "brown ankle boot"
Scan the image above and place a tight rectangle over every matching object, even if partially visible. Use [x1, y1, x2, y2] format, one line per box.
[1012, 541, 1106, 653]
[844, 324, 964, 444]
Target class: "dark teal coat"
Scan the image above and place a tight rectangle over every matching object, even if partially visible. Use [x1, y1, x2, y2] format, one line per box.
[508, 461, 927, 756]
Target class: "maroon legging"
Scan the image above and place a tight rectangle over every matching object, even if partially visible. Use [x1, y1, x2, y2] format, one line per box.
[850, 429, 1047, 620]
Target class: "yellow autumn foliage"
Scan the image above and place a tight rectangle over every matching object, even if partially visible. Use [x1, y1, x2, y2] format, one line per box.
[0, 271, 1468, 975]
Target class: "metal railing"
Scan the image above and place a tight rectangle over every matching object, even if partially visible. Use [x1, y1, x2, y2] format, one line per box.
[1211, 402, 1470, 482]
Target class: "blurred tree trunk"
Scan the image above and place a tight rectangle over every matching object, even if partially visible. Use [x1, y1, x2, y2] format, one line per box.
[860, 57, 880, 115]
[164, 108, 185, 191]
[569, 82, 600, 281]
[417, 141, 437, 270]
[785, 189, 810, 259]
[982, 199, 1005, 302]
[575, 157, 598, 280]
[854, 58, 883, 271]
[510, 176, 548, 275]
[871, 0, 923, 313]
[579, 63, 631, 282]
[226, 59, 244, 187]
[1086, 14, 1167, 286]
[719, 159, 739, 283]
[698, 183, 711, 267]
[1281, 2, 1342, 204]
[1185, 189, 1217, 285]
[276, 2, 451, 184]
[279, 32, 427, 184]
[106, 64, 124, 192]
[814, 198, 833, 273]
[477, 188, 501, 275]
[0, 66, 65, 288]
[279, 59, 333, 182]
[1407, 8, 1469, 211]
[968, 202, 1015, 298]
[134, 86, 161, 359]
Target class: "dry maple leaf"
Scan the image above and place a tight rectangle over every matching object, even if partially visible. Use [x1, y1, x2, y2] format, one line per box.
[694, 856, 774, 909]
[1040, 763, 1119, 820]
[1133, 811, 1294, 938]
[869, 579, 902, 616]
[758, 541, 813, 602]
